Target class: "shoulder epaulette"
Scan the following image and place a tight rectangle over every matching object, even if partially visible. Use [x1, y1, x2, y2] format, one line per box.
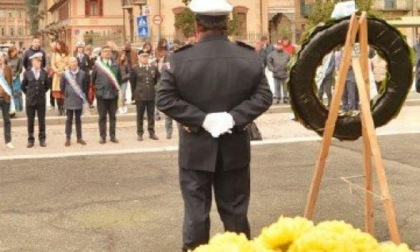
[236, 41, 255, 50]
[175, 44, 193, 53]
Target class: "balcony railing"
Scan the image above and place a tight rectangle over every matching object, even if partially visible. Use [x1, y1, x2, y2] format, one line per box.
[372, 0, 414, 10]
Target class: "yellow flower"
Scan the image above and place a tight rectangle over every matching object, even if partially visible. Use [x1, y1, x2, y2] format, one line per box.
[193, 232, 254, 252]
[289, 220, 380, 252]
[251, 238, 282, 252]
[380, 243, 414, 252]
[257, 216, 314, 251]
[314, 221, 379, 252]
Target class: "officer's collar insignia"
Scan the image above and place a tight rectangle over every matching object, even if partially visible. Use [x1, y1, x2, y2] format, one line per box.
[175, 44, 193, 53]
[236, 41, 255, 51]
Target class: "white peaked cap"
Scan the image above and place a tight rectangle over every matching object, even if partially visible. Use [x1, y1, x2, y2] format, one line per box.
[29, 52, 43, 60]
[189, 0, 233, 16]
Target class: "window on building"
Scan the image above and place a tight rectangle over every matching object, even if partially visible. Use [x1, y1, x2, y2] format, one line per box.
[0, 11, 4, 17]
[0, 28, 5, 36]
[10, 28, 14, 36]
[384, 0, 396, 9]
[8, 11, 14, 18]
[18, 28, 23, 36]
[85, 0, 103, 16]
[18, 11, 22, 18]
[233, 6, 248, 40]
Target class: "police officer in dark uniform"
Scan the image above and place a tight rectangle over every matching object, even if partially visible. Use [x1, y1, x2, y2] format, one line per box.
[21, 52, 51, 148]
[156, 0, 272, 250]
[130, 50, 160, 141]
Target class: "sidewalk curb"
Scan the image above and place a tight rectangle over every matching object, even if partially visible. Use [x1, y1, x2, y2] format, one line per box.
[2, 99, 420, 128]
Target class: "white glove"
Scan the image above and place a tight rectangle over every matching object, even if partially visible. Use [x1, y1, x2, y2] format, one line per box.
[202, 112, 235, 138]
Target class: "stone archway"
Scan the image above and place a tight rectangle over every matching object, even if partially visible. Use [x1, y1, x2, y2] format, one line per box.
[269, 13, 293, 43]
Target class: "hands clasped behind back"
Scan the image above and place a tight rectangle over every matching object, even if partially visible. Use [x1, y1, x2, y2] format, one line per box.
[202, 112, 235, 138]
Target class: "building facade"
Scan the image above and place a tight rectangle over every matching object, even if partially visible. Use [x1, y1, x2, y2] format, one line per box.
[0, 0, 32, 49]
[37, 0, 125, 51]
[119, 0, 305, 45]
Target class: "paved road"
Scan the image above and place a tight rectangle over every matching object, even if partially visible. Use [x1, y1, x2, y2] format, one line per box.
[0, 134, 419, 251]
[0, 92, 419, 251]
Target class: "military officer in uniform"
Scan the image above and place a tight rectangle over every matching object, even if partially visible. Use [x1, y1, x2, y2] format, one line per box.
[21, 52, 51, 148]
[130, 50, 160, 141]
[156, 0, 273, 250]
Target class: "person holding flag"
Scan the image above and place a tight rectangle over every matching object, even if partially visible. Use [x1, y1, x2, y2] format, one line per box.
[0, 53, 15, 149]
[91, 45, 122, 144]
[61, 57, 90, 147]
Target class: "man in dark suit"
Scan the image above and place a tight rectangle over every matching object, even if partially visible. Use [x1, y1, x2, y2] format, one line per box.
[22, 37, 47, 70]
[130, 50, 160, 141]
[156, 0, 272, 251]
[91, 45, 122, 144]
[21, 52, 51, 148]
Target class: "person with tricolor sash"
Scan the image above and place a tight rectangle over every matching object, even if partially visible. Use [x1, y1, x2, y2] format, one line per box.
[61, 57, 90, 147]
[0, 53, 15, 149]
[91, 45, 122, 144]
[21, 52, 50, 148]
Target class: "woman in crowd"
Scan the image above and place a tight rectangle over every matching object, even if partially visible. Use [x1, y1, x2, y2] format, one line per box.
[117, 51, 130, 114]
[0, 53, 15, 149]
[51, 40, 70, 115]
[7, 46, 23, 115]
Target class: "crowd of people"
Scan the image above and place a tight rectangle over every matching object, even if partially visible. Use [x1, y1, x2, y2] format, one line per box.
[0, 29, 390, 150]
[0, 36, 194, 149]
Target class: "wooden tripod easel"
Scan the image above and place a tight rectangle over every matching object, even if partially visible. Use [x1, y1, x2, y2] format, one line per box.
[303, 12, 401, 244]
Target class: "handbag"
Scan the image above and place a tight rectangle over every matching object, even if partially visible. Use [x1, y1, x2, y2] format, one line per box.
[248, 122, 262, 141]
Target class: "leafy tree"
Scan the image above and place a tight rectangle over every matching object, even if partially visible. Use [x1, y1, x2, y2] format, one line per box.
[174, 8, 195, 38]
[25, 0, 42, 35]
[302, 0, 376, 42]
[175, 0, 240, 38]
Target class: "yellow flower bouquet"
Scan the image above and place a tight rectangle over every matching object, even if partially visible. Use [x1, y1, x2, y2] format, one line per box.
[192, 217, 413, 252]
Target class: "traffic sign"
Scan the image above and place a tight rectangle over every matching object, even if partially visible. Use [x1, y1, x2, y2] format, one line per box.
[137, 15, 149, 37]
[152, 15, 163, 25]
[142, 5, 151, 16]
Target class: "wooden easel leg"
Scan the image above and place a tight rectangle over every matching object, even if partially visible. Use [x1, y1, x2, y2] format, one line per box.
[304, 14, 360, 219]
[352, 59, 401, 244]
[358, 13, 375, 235]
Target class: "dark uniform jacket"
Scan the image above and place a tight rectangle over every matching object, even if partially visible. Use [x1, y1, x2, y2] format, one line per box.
[130, 64, 160, 101]
[21, 69, 50, 106]
[22, 47, 47, 70]
[91, 59, 122, 100]
[156, 35, 272, 172]
[74, 53, 92, 73]
[60, 70, 90, 110]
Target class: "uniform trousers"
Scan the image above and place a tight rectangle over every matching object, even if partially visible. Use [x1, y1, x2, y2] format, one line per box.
[0, 98, 11, 143]
[97, 98, 117, 140]
[26, 103, 46, 143]
[180, 156, 251, 252]
[136, 100, 155, 136]
[65, 109, 82, 140]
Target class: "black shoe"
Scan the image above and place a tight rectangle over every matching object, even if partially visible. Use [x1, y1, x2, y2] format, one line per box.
[149, 134, 159, 140]
[99, 138, 106, 144]
[27, 142, 34, 148]
[65, 140, 71, 147]
[40, 141, 47, 147]
[166, 135, 172, 140]
[110, 138, 119, 143]
[137, 135, 143, 141]
[77, 139, 87, 145]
